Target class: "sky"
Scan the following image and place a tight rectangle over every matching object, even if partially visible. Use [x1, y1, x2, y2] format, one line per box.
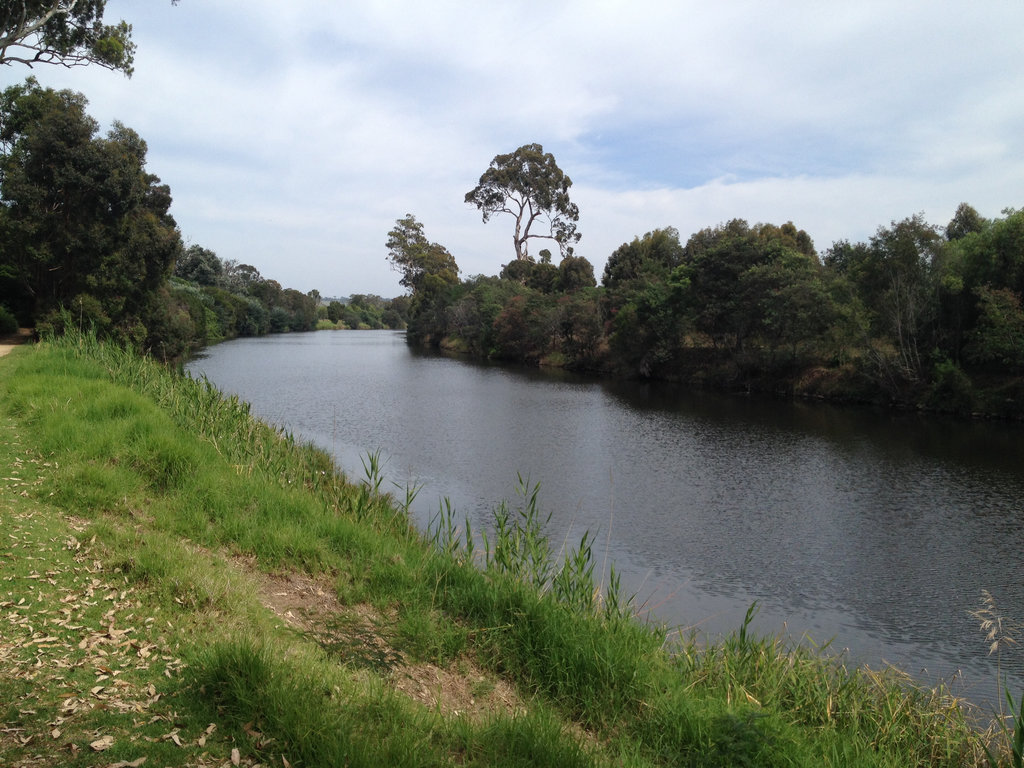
[4, 0, 1023, 299]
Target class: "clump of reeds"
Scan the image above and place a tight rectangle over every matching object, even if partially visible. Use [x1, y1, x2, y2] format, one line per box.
[427, 473, 630, 622]
[972, 589, 1024, 767]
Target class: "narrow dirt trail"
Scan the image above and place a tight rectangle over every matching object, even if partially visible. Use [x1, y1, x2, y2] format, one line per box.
[0, 329, 33, 357]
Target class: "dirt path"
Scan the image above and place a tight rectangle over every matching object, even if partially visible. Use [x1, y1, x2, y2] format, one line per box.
[0, 328, 33, 357]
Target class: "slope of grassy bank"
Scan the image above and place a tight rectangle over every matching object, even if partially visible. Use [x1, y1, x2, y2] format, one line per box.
[0, 334, 1009, 766]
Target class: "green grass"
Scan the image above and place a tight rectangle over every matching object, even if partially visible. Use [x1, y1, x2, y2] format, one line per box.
[0, 331, 1013, 767]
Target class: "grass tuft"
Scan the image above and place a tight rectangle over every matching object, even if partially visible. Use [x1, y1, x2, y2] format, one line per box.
[0, 330, 1003, 767]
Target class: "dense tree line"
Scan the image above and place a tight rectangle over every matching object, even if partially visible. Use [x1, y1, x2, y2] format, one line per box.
[0, 78, 327, 360]
[389, 205, 1024, 417]
[168, 245, 322, 355]
[323, 293, 409, 331]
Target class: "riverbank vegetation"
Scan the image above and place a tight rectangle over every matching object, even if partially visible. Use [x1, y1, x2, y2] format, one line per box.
[389, 147, 1024, 418]
[0, 77, 409, 363]
[392, 206, 1024, 418]
[1, 333, 1015, 767]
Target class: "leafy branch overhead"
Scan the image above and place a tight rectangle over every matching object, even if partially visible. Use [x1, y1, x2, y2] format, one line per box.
[465, 143, 581, 262]
[0, 0, 179, 75]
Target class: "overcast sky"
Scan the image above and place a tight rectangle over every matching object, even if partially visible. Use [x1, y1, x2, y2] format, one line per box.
[5, 1, 1023, 298]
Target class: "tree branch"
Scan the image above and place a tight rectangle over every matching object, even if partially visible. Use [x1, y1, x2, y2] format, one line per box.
[0, 0, 78, 51]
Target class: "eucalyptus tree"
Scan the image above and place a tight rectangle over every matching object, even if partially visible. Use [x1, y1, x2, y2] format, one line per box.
[0, 1, 183, 75]
[465, 143, 581, 262]
[1, 0, 130, 73]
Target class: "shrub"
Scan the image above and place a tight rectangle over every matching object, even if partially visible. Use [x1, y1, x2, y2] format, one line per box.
[0, 305, 17, 335]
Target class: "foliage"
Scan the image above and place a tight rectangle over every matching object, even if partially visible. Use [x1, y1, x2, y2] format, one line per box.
[173, 244, 223, 286]
[465, 143, 581, 261]
[401, 202, 1023, 415]
[338, 293, 394, 330]
[386, 213, 459, 294]
[386, 214, 460, 341]
[0, 76, 332, 360]
[0, 0, 142, 74]
[946, 202, 986, 241]
[326, 299, 344, 323]
[0, 77, 181, 347]
[0, 303, 18, 333]
[966, 286, 1024, 371]
[603, 226, 685, 290]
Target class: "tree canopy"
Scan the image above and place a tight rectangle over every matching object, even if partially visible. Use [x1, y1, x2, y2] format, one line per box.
[0, 0, 149, 74]
[385, 214, 459, 294]
[465, 143, 581, 261]
[0, 78, 180, 340]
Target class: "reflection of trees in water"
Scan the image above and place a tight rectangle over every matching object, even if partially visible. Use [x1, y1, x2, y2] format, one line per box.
[189, 331, 1024, 710]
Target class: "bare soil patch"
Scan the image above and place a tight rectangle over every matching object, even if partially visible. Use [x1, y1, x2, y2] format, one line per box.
[246, 562, 527, 721]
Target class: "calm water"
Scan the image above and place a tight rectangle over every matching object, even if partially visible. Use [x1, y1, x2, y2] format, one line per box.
[187, 330, 1024, 710]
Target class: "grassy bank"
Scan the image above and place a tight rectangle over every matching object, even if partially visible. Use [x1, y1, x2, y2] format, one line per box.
[0, 334, 1012, 766]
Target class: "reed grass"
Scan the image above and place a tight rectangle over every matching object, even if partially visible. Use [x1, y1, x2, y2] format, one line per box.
[0, 330, 1007, 767]
[971, 589, 1024, 767]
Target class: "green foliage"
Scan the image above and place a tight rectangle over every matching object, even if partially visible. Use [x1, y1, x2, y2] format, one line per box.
[680, 219, 820, 355]
[327, 300, 344, 323]
[0, 78, 181, 343]
[0, 304, 19, 334]
[174, 244, 224, 285]
[0, 0, 139, 74]
[385, 214, 461, 340]
[603, 226, 685, 290]
[557, 254, 597, 292]
[396, 200, 1022, 414]
[465, 143, 581, 261]
[386, 213, 460, 295]
[923, 356, 975, 413]
[967, 286, 1024, 371]
[947, 202, 986, 241]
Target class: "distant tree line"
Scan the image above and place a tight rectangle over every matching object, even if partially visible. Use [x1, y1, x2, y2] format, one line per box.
[389, 146, 1024, 417]
[168, 246, 321, 354]
[322, 294, 410, 331]
[0, 78, 399, 360]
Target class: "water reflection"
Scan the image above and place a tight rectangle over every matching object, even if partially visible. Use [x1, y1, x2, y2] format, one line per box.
[188, 331, 1024, 710]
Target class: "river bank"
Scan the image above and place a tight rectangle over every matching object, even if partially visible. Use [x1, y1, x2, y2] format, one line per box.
[431, 331, 1024, 422]
[1, 334, 1015, 767]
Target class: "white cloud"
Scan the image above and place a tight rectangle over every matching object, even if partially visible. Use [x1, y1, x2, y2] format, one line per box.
[4, 0, 1022, 297]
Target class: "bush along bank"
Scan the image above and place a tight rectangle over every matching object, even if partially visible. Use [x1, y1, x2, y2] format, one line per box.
[0, 332, 1017, 767]
[389, 210, 1024, 420]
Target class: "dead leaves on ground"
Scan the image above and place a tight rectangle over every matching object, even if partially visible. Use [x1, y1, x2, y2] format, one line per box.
[0, 475, 195, 765]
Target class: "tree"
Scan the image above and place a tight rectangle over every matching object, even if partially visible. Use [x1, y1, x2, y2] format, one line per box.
[602, 227, 684, 290]
[326, 300, 344, 324]
[966, 285, 1024, 372]
[866, 215, 944, 382]
[465, 143, 581, 261]
[0, 0, 147, 74]
[945, 202, 985, 241]
[0, 79, 180, 339]
[385, 214, 459, 294]
[556, 254, 596, 293]
[680, 220, 819, 353]
[219, 260, 262, 293]
[174, 245, 223, 285]
[385, 214, 460, 341]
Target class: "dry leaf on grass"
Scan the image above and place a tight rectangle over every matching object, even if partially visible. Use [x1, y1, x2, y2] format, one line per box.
[89, 734, 115, 751]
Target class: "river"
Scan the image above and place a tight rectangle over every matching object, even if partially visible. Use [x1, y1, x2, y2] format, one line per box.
[186, 330, 1024, 711]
